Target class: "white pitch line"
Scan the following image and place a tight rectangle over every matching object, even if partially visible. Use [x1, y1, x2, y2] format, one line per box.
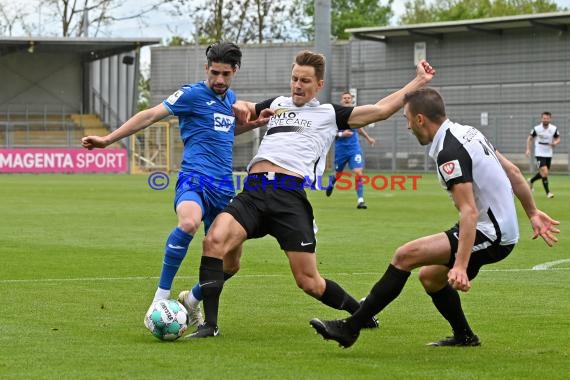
[532, 259, 570, 270]
[0, 267, 568, 284]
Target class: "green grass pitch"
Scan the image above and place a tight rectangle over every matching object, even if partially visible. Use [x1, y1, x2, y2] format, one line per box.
[0, 173, 568, 379]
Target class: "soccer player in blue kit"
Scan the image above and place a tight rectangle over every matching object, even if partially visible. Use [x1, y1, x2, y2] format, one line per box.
[326, 91, 376, 209]
[81, 42, 269, 327]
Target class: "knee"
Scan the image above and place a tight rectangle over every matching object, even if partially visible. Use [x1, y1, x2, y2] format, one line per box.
[178, 219, 200, 235]
[391, 244, 414, 270]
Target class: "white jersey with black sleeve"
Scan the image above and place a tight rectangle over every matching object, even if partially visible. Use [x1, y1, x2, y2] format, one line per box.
[249, 96, 352, 184]
[428, 119, 519, 245]
[530, 124, 559, 158]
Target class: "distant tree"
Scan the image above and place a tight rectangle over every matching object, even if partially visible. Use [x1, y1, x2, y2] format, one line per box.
[169, 0, 307, 44]
[0, 2, 31, 36]
[400, 0, 561, 24]
[166, 36, 191, 46]
[39, 0, 169, 37]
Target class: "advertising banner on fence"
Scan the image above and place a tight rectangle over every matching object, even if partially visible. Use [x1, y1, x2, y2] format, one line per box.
[0, 148, 128, 173]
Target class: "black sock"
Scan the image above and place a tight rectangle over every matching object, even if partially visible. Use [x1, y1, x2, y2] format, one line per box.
[319, 278, 360, 313]
[427, 284, 474, 337]
[542, 177, 550, 193]
[530, 173, 541, 183]
[347, 264, 410, 331]
[199, 256, 224, 326]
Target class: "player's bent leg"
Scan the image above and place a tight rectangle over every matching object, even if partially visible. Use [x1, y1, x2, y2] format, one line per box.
[418, 265, 449, 293]
[391, 232, 451, 271]
[186, 213, 247, 339]
[420, 266, 480, 347]
[352, 167, 367, 209]
[286, 251, 378, 328]
[286, 251, 326, 297]
[153, 201, 202, 302]
[181, 244, 243, 328]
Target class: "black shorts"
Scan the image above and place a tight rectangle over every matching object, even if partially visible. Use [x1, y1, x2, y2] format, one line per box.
[535, 156, 552, 169]
[444, 224, 514, 280]
[224, 172, 317, 253]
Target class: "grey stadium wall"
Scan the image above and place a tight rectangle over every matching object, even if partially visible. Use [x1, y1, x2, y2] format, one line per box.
[150, 17, 569, 173]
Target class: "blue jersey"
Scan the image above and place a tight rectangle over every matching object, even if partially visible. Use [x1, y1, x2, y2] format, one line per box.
[162, 81, 236, 180]
[335, 130, 362, 157]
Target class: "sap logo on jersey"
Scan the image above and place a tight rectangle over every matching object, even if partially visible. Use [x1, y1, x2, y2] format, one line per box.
[213, 113, 235, 132]
[439, 159, 462, 181]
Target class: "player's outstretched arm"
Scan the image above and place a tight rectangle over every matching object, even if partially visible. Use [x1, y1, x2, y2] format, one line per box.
[347, 60, 436, 129]
[81, 103, 169, 150]
[496, 150, 560, 246]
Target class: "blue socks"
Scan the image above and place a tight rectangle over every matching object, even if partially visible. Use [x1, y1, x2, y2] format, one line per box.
[356, 181, 364, 199]
[158, 227, 193, 290]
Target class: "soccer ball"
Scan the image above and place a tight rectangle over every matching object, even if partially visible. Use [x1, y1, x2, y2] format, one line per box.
[144, 299, 188, 341]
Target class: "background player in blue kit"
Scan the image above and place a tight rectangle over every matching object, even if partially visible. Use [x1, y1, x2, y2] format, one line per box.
[81, 42, 269, 327]
[311, 88, 560, 349]
[326, 91, 376, 209]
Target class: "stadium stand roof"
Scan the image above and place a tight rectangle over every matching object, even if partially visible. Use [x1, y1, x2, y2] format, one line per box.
[346, 11, 570, 41]
[0, 37, 161, 61]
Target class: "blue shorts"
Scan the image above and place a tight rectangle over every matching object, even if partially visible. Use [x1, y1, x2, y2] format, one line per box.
[334, 150, 364, 172]
[174, 172, 235, 234]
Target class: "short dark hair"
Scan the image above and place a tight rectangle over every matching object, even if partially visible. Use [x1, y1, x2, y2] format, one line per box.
[404, 88, 447, 123]
[542, 111, 552, 117]
[293, 50, 326, 81]
[205, 41, 242, 69]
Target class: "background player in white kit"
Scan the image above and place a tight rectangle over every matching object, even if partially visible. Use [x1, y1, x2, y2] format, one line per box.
[526, 111, 560, 198]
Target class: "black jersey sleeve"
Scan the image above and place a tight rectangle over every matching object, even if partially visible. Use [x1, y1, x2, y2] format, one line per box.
[436, 130, 473, 190]
[332, 104, 353, 130]
[255, 98, 277, 116]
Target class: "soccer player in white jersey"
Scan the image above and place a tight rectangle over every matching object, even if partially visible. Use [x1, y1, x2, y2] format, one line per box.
[311, 88, 560, 348]
[525, 112, 560, 198]
[185, 50, 436, 338]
